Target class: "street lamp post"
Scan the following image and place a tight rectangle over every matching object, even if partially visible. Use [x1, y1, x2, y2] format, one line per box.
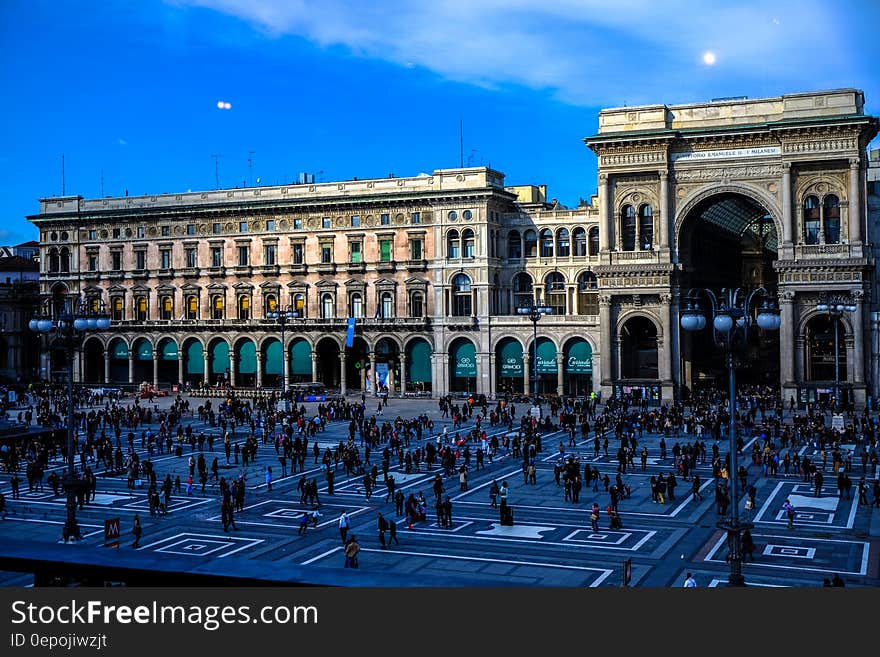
[517, 304, 553, 409]
[30, 295, 110, 542]
[680, 287, 780, 586]
[815, 296, 857, 412]
[267, 304, 297, 394]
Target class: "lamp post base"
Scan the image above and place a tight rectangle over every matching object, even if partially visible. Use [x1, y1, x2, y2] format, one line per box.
[717, 518, 752, 587]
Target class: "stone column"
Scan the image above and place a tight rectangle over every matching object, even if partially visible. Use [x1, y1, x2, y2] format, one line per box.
[178, 355, 184, 388]
[311, 352, 318, 384]
[669, 291, 681, 395]
[229, 354, 236, 388]
[599, 295, 613, 389]
[658, 308, 672, 385]
[598, 174, 610, 251]
[781, 163, 793, 244]
[794, 338, 805, 386]
[255, 352, 263, 389]
[128, 355, 134, 384]
[852, 296, 865, 384]
[522, 354, 531, 396]
[369, 353, 377, 395]
[282, 342, 291, 392]
[73, 349, 82, 384]
[103, 350, 110, 384]
[339, 352, 347, 396]
[556, 352, 565, 397]
[779, 293, 795, 387]
[399, 354, 407, 397]
[152, 349, 159, 388]
[658, 171, 669, 249]
[202, 349, 209, 387]
[849, 157, 862, 243]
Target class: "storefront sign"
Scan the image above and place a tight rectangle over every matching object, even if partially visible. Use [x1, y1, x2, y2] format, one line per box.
[670, 146, 780, 162]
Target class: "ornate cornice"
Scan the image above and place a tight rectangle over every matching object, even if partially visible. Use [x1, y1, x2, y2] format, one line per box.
[671, 163, 783, 182]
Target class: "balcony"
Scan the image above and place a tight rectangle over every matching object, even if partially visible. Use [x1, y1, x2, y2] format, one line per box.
[107, 316, 433, 332]
[288, 263, 308, 276]
[257, 264, 280, 276]
[404, 259, 428, 272]
[608, 250, 659, 265]
[794, 243, 859, 259]
[314, 262, 336, 275]
[178, 267, 199, 278]
[156, 268, 174, 279]
[107, 271, 125, 280]
[375, 260, 396, 274]
[203, 266, 226, 277]
[82, 271, 100, 281]
[347, 261, 366, 274]
[232, 265, 252, 277]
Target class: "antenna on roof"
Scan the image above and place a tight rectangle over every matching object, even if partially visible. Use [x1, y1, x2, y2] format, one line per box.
[101, 168, 104, 197]
[211, 154, 222, 190]
[61, 154, 65, 196]
[459, 116, 463, 168]
[248, 151, 256, 187]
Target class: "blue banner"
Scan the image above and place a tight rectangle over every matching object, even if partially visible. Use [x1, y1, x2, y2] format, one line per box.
[346, 317, 356, 348]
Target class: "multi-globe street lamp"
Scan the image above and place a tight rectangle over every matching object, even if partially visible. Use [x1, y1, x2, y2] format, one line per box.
[30, 295, 110, 542]
[516, 303, 553, 411]
[267, 304, 297, 394]
[815, 295, 857, 412]
[680, 287, 780, 586]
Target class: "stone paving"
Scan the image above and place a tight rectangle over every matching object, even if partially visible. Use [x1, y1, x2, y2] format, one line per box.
[1, 394, 878, 587]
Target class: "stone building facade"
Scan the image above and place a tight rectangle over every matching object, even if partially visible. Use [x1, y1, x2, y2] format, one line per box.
[28, 89, 880, 406]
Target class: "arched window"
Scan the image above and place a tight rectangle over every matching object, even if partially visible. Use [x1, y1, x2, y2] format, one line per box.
[545, 272, 566, 315]
[112, 297, 124, 321]
[409, 291, 424, 318]
[638, 205, 653, 250]
[160, 295, 173, 320]
[588, 227, 600, 256]
[211, 295, 224, 320]
[803, 195, 820, 245]
[523, 230, 537, 258]
[507, 230, 522, 259]
[823, 195, 840, 244]
[186, 295, 198, 320]
[265, 294, 277, 314]
[577, 271, 598, 315]
[447, 230, 460, 258]
[59, 248, 70, 273]
[556, 228, 570, 257]
[48, 248, 60, 273]
[539, 229, 554, 258]
[381, 292, 394, 318]
[136, 297, 148, 321]
[350, 292, 363, 318]
[451, 274, 472, 316]
[293, 293, 306, 318]
[513, 272, 533, 311]
[462, 229, 475, 258]
[238, 296, 250, 320]
[321, 293, 334, 319]
[621, 205, 636, 251]
[573, 227, 587, 256]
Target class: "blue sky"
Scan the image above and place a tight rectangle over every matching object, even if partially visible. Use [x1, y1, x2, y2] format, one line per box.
[2, 0, 878, 245]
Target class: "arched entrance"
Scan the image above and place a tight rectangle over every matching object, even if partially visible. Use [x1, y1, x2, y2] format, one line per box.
[678, 191, 780, 392]
[345, 337, 369, 392]
[131, 338, 153, 384]
[107, 338, 129, 383]
[374, 337, 401, 394]
[182, 338, 204, 386]
[156, 338, 179, 385]
[234, 338, 257, 387]
[262, 338, 283, 389]
[563, 337, 593, 395]
[527, 337, 558, 394]
[82, 338, 104, 383]
[405, 338, 432, 394]
[208, 338, 230, 386]
[289, 338, 312, 384]
[449, 338, 477, 393]
[315, 337, 340, 389]
[804, 315, 850, 407]
[495, 337, 524, 395]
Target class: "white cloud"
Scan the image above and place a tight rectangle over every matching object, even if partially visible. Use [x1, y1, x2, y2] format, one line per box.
[166, 0, 869, 107]
[117, 138, 128, 146]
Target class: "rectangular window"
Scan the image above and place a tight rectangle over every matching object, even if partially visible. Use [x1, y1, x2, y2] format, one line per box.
[266, 219, 275, 231]
[411, 212, 421, 224]
[320, 244, 332, 263]
[381, 213, 390, 226]
[264, 244, 276, 265]
[137, 226, 145, 239]
[292, 243, 304, 264]
[380, 240, 392, 262]
[351, 215, 360, 227]
[349, 241, 362, 263]
[213, 222, 222, 234]
[211, 247, 223, 267]
[135, 251, 146, 270]
[112, 228, 120, 239]
[322, 217, 331, 229]
[238, 246, 249, 266]
[410, 239, 423, 261]
[88, 254, 98, 271]
[239, 221, 248, 233]
[185, 247, 197, 268]
[294, 218, 303, 230]
[111, 252, 121, 270]
[187, 223, 195, 236]
[160, 249, 171, 269]
[88, 229, 97, 240]
[161, 226, 170, 237]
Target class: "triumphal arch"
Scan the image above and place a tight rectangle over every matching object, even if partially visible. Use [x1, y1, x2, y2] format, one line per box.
[585, 89, 878, 407]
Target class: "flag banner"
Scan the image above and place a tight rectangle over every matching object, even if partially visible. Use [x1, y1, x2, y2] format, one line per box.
[346, 318, 356, 347]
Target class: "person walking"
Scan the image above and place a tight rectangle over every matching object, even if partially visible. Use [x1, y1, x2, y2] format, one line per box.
[783, 498, 795, 529]
[131, 514, 143, 548]
[265, 466, 273, 492]
[338, 510, 350, 544]
[388, 518, 399, 545]
[343, 535, 360, 569]
[590, 502, 600, 532]
[683, 572, 697, 588]
[489, 479, 499, 508]
[742, 528, 756, 562]
[692, 474, 703, 501]
[377, 512, 388, 548]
